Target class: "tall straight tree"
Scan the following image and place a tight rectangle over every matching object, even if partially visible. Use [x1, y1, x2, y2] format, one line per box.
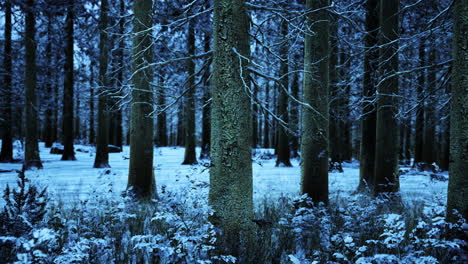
[413, 42, 425, 165]
[127, 0, 155, 198]
[0, 0, 13, 162]
[275, 18, 292, 167]
[43, 11, 54, 148]
[301, 0, 329, 203]
[182, 17, 198, 165]
[358, 0, 379, 191]
[373, 0, 399, 194]
[89, 61, 95, 144]
[94, 0, 110, 168]
[23, 0, 42, 169]
[200, 27, 211, 159]
[447, 0, 467, 221]
[61, 0, 76, 161]
[209, 0, 253, 251]
[421, 47, 436, 170]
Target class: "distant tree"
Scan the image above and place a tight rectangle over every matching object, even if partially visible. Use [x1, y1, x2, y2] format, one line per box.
[373, 0, 399, 194]
[301, 0, 329, 203]
[127, 0, 155, 198]
[0, 0, 13, 162]
[413, 42, 425, 165]
[208, 0, 253, 253]
[447, 0, 467, 221]
[23, 0, 42, 169]
[43, 11, 54, 148]
[89, 61, 96, 144]
[94, 0, 110, 168]
[263, 83, 270, 149]
[358, 0, 379, 191]
[289, 72, 300, 158]
[200, 25, 211, 159]
[421, 46, 436, 170]
[182, 16, 198, 165]
[61, 0, 76, 161]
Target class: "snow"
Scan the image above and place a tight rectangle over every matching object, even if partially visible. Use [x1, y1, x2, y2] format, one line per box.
[0, 142, 448, 206]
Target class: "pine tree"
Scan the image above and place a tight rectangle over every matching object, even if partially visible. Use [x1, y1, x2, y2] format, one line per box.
[301, 0, 329, 203]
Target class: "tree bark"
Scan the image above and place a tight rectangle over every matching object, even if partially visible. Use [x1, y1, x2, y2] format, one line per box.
[0, 1, 13, 162]
[94, 0, 110, 168]
[421, 47, 436, 169]
[209, 0, 254, 253]
[89, 61, 95, 144]
[61, 0, 76, 161]
[447, 0, 467, 221]
[127, 0, 155, 198]
[373, 0, 399, 194]
[263, 83, 270, 148]
[23, 0, 42, 169]
[182, 17, 198, 165]
[301, 0, 329, 204]
[413, 42, 425, 165]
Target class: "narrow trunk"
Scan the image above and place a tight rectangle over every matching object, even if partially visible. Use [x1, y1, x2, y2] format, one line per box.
[94, 0, 110, 168]
[127, 0, 155, 198]
[421, 47, 436, 169]
[0, 1, 13, 162]
[43, 12, 54, 148]
[358, 0, 379, 191]
[23, 0, 42, 169]
[329, 20, 341, 168]
[413, 42, 425, 165]
[89, 62, 95, 144]
[61, 0, 76, 161]
[263, 83, 270, 148]
[182, 18, 197, 165]
[301, 0, 329, 203]
[200, 30, 211, 159]
[252, 83, 258, 148]
[373, 0, 400, 194]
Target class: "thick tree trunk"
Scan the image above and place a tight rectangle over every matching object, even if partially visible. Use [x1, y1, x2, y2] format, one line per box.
[414, 43, 425, 165]
[447, 0, 467, 221]
[358, 0, 379, 191]
[373, 0, 399, 194]
[0, 1, 13, 162]
[276, 19, 292, 167]
[61, 0, 76, 161]
[94, 0, 110, 168]
[209, 0, 253, 253]
[127, 0, 155, 198]
[301, 0, 329, 204]
[23, 0, 42, 169]
[182, 18, 198, 165]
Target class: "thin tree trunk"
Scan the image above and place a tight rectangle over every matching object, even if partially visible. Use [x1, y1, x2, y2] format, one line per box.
[329, 20, 341, 168]
[209, 0, 253, 254]
[413, 42, 425, 165]
[89, 62, 95, 144]
[263, 83, 270, 148]
[182, 17, 198, 165]
[127, 0, 155, 198]
[43, 12, 54, 148]
[421, 47, 436, 170]
[373, 0, 400, 194]
[61, 0, 76, 161]
[301, 0, 329, 203]
[290, 72, 300, 158]
[23, 0, 42, 169]
[200, 29, 211, 159]
[0, 1, 13, 162]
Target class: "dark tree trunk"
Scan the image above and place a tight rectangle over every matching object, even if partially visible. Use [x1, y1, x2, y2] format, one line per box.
[329, 20, 341, 167]
[252, 83, 258, 148]
[89, 62, 95, 145]
[290, 72, 300, 158]
[301, 0, 329, 203]
[358, 0, 379, 191]
[43, 12, 54, 148]
[94, 0, 110, 168]
[200, 29, 211, 159]
[177, 102, 185, 146]
[421, 47, 436, 169]
[61, 0, 76, 161]
[0, 1, 13, 162]
[263, 83, 270, 149]
[413, 42, 425, 165]
[373, 0, 400, 195]
[127, 0, 156, 198]
[182, 18, 198, 165]
[23, 0, 42, 169]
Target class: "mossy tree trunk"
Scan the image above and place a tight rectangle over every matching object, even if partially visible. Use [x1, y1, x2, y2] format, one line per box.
[358, 0, 379, 191]
[447, 0, 467, 221]
[61, 0, 76, 161]
[94, 0, 110, 168]
[301, 0, 329, 204]
[276, 19, 292, 167]
[373, 0, 399, 194]
[0, 0, 13, 162]
[23, 0, 42, 169]
[209, 0, 253, 253]
[182, 18, 198, 165]
[127, 0, 155, 198]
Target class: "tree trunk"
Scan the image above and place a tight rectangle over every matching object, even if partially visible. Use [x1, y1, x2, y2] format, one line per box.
[414, 42, 425, 165]
[421, 47, 436, 169]
[200, 29, 211, 159]
[0, 1, 13, 162]
[209, 0, 253, 253]
[301, 0, 329, 204]
[276, 19, 292, 167]
[263, 83, 270, 148]
[89, 62, 95, 144]
[329, 20, 341, 168]
[447, 0, 467, 221]
[252, 83, 258, 148]
[61, 0, 76, 161]
[23, 0, 42, 169]
[290, 72, 300, 158]
[373, 0, 399, 194]
[127, 0, 155, 198]
[94, 0, 110, 168]
[182, 18, 198, 165]
[358, 0, 379, 191]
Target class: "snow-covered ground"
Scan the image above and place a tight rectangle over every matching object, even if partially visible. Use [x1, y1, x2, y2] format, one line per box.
[0, 142, 448, 206]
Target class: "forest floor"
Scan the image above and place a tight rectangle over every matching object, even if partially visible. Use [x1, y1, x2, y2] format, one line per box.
[0, 141, 448, 206]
